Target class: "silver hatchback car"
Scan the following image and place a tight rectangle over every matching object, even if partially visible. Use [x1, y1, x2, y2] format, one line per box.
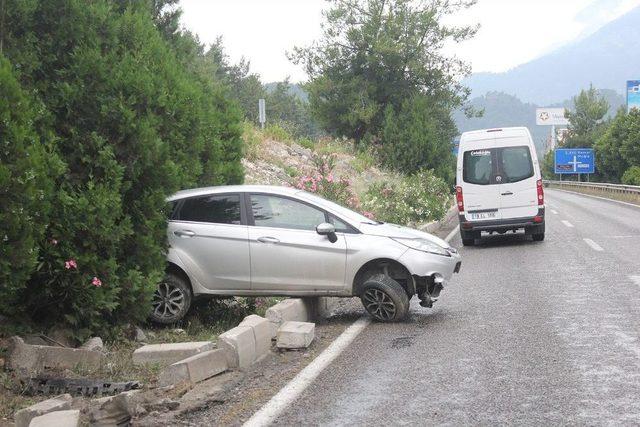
[152, 185, 461, 323]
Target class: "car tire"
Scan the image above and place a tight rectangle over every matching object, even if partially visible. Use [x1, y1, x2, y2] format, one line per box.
[360, 274, 410, 322]
[532, 233, 545, 242]
[150, 273, 192, 324]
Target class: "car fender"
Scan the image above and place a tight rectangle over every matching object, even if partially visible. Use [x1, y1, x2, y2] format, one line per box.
[167, 247, 209, 295]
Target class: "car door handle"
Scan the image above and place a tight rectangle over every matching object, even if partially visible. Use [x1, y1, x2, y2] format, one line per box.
[257, 236, 280, 244]
[501, 191, 514, 196]
[174, 230, 196, 238]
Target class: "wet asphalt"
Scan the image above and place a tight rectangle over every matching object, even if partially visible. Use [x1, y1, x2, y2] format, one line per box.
[272, 189, 640, 426]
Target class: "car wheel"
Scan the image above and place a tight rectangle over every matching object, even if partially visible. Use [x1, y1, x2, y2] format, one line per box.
[360, 274, 410, 322]
[532, 233, 545, 242]
[150, 273, 192, 324]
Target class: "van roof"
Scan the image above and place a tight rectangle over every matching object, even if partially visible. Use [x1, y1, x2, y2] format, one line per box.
[460, 127, 531, 143]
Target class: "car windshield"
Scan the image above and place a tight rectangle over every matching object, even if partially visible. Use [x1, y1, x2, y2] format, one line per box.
[296, 191, 380, 225]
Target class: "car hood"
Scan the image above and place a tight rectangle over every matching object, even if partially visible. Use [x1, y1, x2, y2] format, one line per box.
[358, 222, 451, 248]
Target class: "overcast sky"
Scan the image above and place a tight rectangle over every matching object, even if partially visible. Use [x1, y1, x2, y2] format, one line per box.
[179, 0, 640, 83]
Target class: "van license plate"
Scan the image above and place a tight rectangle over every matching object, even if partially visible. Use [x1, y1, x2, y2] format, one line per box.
[470, 212, 497, 220]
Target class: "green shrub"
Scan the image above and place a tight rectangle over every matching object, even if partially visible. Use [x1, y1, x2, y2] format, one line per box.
[298, 137, 316, 151]
[264, 123, 294, 143]
[622, 166, 640, 186]
[2, 0, 243, 337]
[0, 57, 61, 315]
[362, 170, 450, 226]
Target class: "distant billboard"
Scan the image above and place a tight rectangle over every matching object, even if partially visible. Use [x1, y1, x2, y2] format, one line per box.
[536, 108, 569, 126]
[627, 80, 640, 112]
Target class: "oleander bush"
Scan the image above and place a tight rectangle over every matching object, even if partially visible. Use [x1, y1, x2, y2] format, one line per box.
[362, 170, 450, 226]
[0, 0, 243, 337]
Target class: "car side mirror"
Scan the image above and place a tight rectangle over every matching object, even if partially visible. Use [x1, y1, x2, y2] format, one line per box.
[316, 222, 337, 243]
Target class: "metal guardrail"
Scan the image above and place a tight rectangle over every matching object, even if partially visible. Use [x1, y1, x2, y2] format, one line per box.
[544, 180, 640, 197]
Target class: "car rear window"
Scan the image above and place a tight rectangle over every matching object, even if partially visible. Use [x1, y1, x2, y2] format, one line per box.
[500, 146, 533, 183]
[176, 194, 241, 224]
[463, 149, 493, 185]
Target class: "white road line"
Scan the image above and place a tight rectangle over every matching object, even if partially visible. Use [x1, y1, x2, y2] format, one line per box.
[562, 220, 574, 228]
[630, 276, 640, 288]
[244, 228, 459, 426]
[583, 238, 604, 252]
[550, 188, 640, 210]
[243, 317, 371, 427]
[550, 209, 558, 215]
[444, 226, 459, 243]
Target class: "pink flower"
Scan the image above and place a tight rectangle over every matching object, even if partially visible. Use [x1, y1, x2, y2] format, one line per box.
[64, 259, 77, 270]
[50, 239, 58, 245]
[363, 211, 375, 219]
[91, 277, 102, 287]
[326, 174, 334, 183]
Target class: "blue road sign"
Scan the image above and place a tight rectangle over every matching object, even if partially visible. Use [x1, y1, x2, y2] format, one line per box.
[628, 80, 640, 113]
[555, 148, 595, 174]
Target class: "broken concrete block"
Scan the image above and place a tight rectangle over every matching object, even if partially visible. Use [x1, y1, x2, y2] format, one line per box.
[265, 299, 309, 333]
[239, 315, 272, 358]
[15, 394, 73, 427]
[88, 390, 140, 426]
[80, 337, 104, 352]
[132, 341, 214, 366]
[29, 409, 80, 427]
[158, 349, 228, 387]
[277, 321, 315, 349]
[218, 326, 256, 369]
[6, 337, 102, 374]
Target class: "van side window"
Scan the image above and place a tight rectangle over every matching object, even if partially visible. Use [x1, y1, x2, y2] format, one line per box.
[500, 146, 533, 183]
[463, 149, 493, 185]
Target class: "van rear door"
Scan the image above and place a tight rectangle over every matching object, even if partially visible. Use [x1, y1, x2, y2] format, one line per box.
[496, 145, 538, 219]
[461, 148, 502, 221]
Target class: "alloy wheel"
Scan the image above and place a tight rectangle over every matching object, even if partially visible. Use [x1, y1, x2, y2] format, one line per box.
[362, 288, 397, 321]
[152, 281, 186, 321]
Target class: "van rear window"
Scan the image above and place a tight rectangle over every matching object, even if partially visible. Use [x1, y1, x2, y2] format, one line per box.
[500, 146, 533, 183]
[463, 150, 493, 185]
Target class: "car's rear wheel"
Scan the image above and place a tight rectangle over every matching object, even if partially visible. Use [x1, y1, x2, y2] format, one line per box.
[150, 273, 192, 324]
[360, 274, 409, 322]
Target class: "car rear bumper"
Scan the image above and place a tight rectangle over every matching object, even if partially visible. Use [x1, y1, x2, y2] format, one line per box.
[458, 208, 545, 232]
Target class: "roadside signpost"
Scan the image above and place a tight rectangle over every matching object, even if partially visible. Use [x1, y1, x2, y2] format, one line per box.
[258, 98, 266, 129]
[627, 80, 640, 113]
[555, 148, 595, 181]
[536, 108, 569, 152]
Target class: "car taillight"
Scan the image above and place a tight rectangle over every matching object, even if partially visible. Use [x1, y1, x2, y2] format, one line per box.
[537, 179, 544, 205]
[456, 186, 464, 212]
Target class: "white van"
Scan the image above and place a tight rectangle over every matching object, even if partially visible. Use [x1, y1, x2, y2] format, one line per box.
[455, 127, 545, 246]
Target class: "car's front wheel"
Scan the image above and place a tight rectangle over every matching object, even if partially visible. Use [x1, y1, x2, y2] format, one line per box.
[360, 274, 410, 322]
[150, 273, 192, 324]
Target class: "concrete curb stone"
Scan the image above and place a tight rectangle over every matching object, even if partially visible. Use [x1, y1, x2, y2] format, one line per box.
[158, 349, 228, 387]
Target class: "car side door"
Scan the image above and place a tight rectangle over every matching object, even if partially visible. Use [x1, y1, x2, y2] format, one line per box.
[168, 193, 250, 291]
[247, 193, 347, 293]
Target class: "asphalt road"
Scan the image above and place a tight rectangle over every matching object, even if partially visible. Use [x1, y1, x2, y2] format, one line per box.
[271, 189, 640, 426]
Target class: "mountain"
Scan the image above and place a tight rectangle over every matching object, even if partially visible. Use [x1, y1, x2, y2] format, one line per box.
[465, 5, 640, 105]
[454, 90, 625, 153]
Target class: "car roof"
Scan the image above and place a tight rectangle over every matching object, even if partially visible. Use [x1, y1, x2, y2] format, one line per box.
[167, 185, 301, 202]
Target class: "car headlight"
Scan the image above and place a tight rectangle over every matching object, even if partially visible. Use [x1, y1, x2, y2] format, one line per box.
[392, 238, 451, 257]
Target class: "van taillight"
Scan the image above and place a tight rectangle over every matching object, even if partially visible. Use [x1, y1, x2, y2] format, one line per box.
[456, 186, 464, 212]
[537, 179, 544, 205]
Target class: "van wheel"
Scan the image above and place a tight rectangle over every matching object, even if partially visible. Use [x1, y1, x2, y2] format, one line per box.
[360, 274, 409, 322]
[532, 233, 545, 242]
[150, 273, 192, 324]
[460, 229, 476, 246]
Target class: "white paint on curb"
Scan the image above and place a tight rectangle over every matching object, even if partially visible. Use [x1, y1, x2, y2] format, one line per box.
[243, 317, 371, 427]
[550, 209, 558, 215]
[562, 220, 574, 228]
[583, 238, 604, 252]
[243, 224, 460, 426]
[629, 276, 640, 288]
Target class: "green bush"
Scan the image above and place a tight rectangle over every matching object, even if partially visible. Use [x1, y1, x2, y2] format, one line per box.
[0, 57, 61, 314]
[1, 0, 243, 337]
[298, 137, 316, 151]
[622, 166, 640, 186]
[293, 154, 360, 209]
[362, 170, 450, 226]
[263, 122, 294, 143]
